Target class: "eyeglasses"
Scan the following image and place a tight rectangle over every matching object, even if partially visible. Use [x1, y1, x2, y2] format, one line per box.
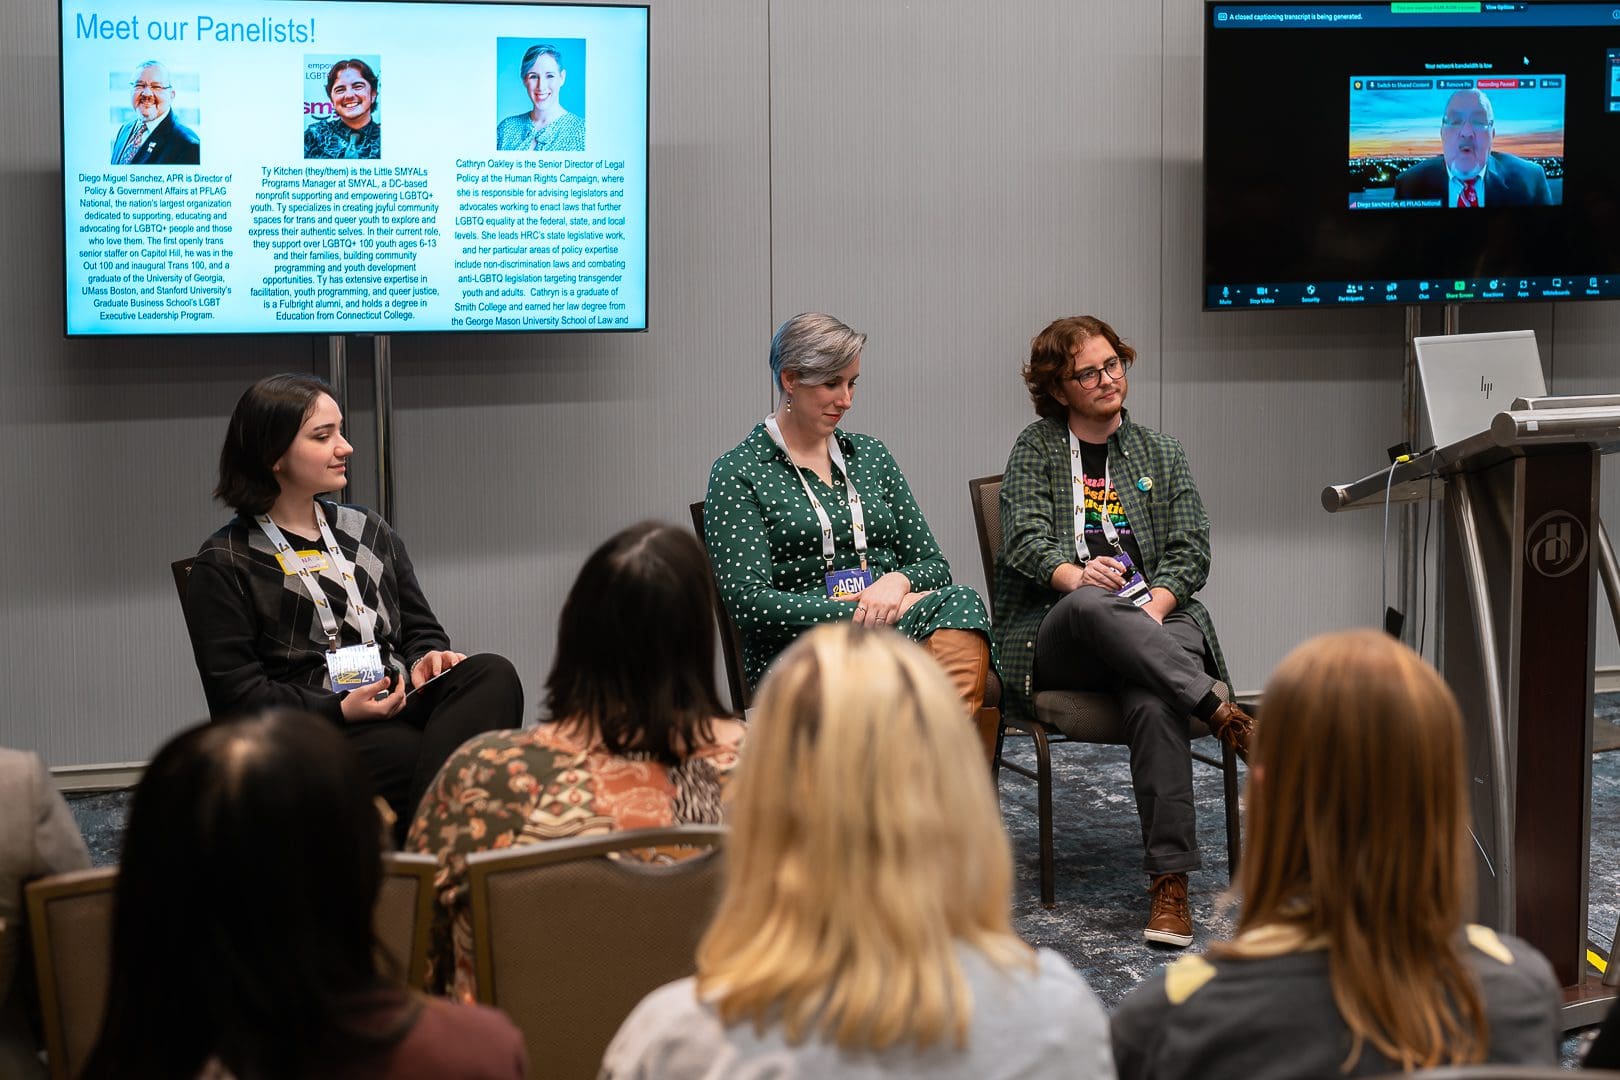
[1441, 113, 1493, 129]
[130, 82, 172, 93]
[1068, 355, 1132, 389]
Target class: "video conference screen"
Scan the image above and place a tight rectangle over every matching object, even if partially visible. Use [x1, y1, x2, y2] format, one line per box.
[60, 0, 649, 336]
[1205, 1, 1620, 310]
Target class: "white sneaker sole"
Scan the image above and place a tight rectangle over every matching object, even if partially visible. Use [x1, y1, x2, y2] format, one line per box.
[1143, 927, 1193, 947]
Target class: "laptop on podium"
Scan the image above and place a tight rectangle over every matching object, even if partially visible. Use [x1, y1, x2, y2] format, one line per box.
[1414, 329, 1548, 449]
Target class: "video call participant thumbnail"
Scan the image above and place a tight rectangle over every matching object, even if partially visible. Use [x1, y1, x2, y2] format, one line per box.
[1394, 88, 1551, 207]
[305, 58, 381, 160]
[110, 60, 199, 165]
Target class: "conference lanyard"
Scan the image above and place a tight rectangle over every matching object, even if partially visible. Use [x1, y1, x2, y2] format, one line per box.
[763, 415, 868, 572]
[256, 508, 378, 649]
[1069, 428, 1124, 554]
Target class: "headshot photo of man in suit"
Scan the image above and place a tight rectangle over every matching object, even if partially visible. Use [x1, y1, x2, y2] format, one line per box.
[1393, 88, 1552, 207]
[110, 60, 200, 166]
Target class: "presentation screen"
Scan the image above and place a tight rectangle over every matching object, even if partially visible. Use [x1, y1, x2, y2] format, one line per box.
[1205, 1, 1620, 311]
[60, 0, 649, 336]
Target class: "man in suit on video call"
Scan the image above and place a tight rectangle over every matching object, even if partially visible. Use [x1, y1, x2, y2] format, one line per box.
[110, 60, 201, 166]
[1393, 87, 1551, 207]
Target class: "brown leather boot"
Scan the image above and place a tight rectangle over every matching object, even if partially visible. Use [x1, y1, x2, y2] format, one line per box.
[1207, 701, 1255, 764]
[1145, 872, 1193, 947]
[922, 630, 993, 759]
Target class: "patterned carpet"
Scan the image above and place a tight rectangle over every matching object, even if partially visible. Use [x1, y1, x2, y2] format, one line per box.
[997, 732, 1238, 1005]
[63, 697, 1620, 1065]
[996, 730, 1620, 1009]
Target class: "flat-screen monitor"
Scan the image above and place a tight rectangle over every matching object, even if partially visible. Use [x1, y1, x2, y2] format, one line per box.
[1204, 1, 1620, 311]
[60, 0, 649, 335]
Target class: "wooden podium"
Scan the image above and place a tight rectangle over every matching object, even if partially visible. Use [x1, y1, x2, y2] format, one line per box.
[1324, 395, 1620, 1027]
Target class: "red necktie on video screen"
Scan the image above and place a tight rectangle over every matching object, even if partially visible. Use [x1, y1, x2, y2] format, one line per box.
[1457, 177, 1478, 208]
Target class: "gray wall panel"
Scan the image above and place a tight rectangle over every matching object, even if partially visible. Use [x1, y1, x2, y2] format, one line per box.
[383, 0, 772, 713]
[10, 0, 1620, 766]
[1, 0, 320, 759]
[0, 0, 769, 763]
[768, 1, 1165, 597]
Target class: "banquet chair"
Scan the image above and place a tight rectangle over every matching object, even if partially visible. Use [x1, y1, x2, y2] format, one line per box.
[467, 825, 726, 1080]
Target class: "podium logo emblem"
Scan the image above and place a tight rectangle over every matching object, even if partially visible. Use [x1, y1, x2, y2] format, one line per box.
[1526, 511, 1587, 578]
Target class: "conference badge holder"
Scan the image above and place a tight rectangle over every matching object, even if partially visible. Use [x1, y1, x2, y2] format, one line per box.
[327, 643, 386, 691]
[1112, 550, 1152, 608]
[256, 510, 387, 693]
[825, 564, 874, 598]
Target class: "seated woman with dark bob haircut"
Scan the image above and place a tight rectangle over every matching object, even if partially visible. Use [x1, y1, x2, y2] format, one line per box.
[601, 623, 1111, 1079]
[408, 521, 745, 1002]
[81, 710, 526, 1079]
[184, 373, 523, 839]
[1111, 629, 1560, 1079]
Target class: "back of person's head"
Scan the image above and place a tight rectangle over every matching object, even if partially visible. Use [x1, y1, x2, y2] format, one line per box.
[214, 372, 334, 515]
[1229, 628, 1485, 1070]
[544, 521, 729, 762]
[83, 710, 396, 1080]
[696, 623, 1028, 1051]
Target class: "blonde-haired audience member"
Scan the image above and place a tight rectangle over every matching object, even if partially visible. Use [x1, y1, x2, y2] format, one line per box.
[600, 623, 1111, 1079]
[1111, 630, 1559, 1079]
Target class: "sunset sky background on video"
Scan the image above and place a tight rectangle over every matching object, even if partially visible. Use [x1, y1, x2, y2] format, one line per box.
[1348, 78, 1566, 159]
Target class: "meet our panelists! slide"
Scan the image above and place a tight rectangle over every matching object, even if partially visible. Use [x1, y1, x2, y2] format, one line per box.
[61, 0, 649, 336]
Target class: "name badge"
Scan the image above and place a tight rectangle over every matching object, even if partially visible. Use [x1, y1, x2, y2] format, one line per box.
[327, 643, 385, 690]
[275, 549, 330, 576]
[1113, 551, 1152, 608]
[825, 567, 874, 598]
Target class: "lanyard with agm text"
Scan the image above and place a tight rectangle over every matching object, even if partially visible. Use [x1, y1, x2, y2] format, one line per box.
[1069, 427, 1125, 556]
[764, 415, 868, 571]
[256, 509, 378, 649]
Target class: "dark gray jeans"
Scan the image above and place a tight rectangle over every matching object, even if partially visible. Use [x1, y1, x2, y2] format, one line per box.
[1034, 586, 1215, 875]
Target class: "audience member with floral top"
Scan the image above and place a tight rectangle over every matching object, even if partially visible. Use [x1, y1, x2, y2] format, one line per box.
[407, 521, 743, 1001]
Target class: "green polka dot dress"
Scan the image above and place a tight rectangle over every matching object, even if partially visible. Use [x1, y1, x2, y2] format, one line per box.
[704, 423, 995, 689]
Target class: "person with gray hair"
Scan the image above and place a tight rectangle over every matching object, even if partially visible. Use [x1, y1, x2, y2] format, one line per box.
[496, 43, 586, 151]
[110, 60, 199, 165]
[703, 312, 999, 756]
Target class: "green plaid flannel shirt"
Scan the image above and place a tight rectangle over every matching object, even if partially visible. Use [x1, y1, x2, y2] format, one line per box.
[991, 412, 1230, 725]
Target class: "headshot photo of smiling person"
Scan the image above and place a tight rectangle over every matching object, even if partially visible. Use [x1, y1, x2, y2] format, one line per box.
[1394, 87, 1552, 207]
[496, 41, 586, 151]
[303, 57, 381, 160]
[111, 59, 199, 165]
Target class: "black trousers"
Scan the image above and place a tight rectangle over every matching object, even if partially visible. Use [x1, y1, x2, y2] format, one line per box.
[1034, 587, 1215, 876]
[340, 652, 524, 844]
